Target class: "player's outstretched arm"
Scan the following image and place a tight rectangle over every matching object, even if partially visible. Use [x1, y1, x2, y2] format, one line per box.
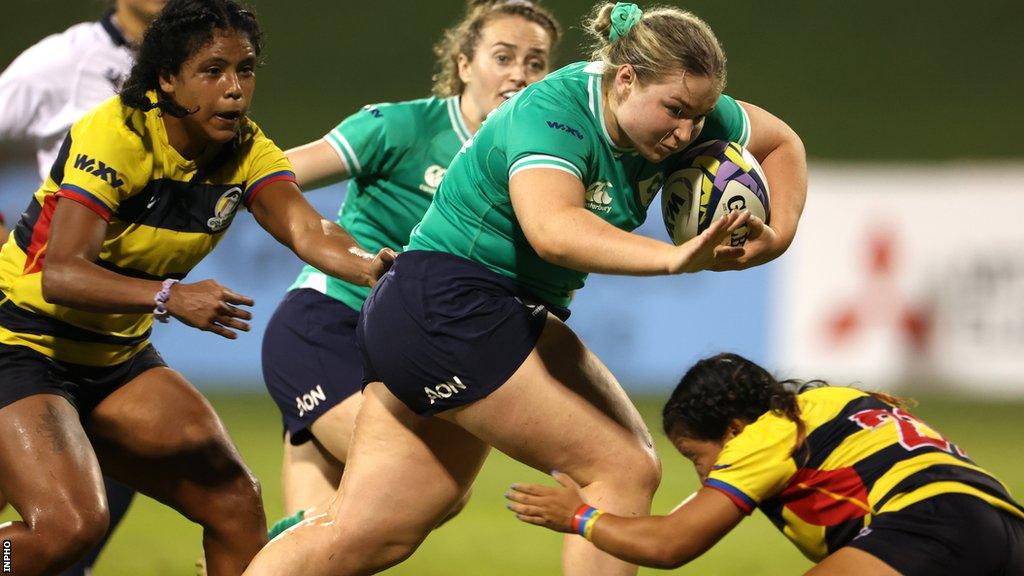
[249, 179, 395, 287]
[713, 102, 807, 271]
[285, 139, 350, 189]
[510, 168, 749, 276]
[506, 471, 744, 569]
[42, 199, 254, 339]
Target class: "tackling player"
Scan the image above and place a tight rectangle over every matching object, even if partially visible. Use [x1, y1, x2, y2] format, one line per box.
[0, 1, 391, 574]
[243, 2, 807, 575]
[507, 353, 1024, 575]
[261, 0, 562, 539]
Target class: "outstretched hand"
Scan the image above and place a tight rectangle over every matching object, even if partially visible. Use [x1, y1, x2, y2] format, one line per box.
[505, 471, 587, 533]
[166, 279, 253, 340]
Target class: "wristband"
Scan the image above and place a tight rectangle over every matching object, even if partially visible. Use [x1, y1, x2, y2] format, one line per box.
[153, 278, 179, 323]
[571, 504, 604, 541]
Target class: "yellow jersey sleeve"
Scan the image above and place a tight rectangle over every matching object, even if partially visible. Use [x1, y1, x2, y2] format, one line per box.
[240, 122, 295, 207]
[705, 413, 800, 514]
[54, 100, 147, 221]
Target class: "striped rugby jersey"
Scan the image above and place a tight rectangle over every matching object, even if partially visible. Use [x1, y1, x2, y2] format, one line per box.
[0, 92, 293, 366]
[705, 386, 1024, 561]
[407, 62, 750, 308]
[289, 96, 470, 313]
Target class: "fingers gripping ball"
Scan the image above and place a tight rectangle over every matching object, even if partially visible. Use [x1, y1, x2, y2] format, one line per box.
[661, 140, 770, 246]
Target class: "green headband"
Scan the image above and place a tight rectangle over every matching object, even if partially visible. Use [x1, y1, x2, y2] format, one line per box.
[609, 3, 643, 42]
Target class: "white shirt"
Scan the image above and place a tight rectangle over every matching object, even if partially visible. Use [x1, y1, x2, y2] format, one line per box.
[0, 11, 134, 182]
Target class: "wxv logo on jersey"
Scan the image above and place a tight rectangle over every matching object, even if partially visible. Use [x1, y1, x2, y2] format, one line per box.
[73, 154, 124, 188]
[585, 181, 613, 213]
[546, 121, 584, 140]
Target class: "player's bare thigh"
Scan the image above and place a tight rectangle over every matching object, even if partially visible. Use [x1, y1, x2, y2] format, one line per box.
[440, 312, 659, 489]
[282, 395, 360, 513]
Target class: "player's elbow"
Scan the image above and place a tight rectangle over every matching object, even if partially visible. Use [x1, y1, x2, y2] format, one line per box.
[40, 257, 74, 305]
[522, 218, 573, 266]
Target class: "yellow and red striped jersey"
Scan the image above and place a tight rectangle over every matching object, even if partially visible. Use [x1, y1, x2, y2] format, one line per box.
[705, 386, 1023, 561]
[0, 93, 293, 366]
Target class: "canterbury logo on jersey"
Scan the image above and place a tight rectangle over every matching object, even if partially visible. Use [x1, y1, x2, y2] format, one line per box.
[585, 181, 613, 213]
[546, 121, 584, 140]
[419, 165, 446, 194]
[73, 154, 124, 188]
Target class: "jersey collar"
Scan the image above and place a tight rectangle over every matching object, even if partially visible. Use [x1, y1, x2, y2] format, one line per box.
[447, 96, 472, 144]
[584, 62, 633, 156]
[100, 9, 131, 48]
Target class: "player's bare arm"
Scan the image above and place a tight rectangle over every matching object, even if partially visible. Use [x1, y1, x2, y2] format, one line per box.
[507, 471, 743, 569]
[248, 179, 395, 287]
[712, 101, 807, 271]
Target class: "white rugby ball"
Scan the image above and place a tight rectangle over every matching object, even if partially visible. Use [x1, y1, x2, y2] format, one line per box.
[661, 140, 770, 246]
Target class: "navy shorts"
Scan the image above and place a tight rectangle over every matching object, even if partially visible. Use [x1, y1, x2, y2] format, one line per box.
[358, 251, 564, 416]
[262, 288, 364, 445]
[0, 341, 166, 419]
[848, 493, 1024, 575]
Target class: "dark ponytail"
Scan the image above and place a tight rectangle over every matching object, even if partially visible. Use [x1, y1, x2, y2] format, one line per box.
[120, 0, 262, 117]
[662, 353, 807, 457]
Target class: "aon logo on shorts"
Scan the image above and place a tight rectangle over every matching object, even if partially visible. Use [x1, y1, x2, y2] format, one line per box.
[424, 376, 467, 405]
[296, 385, 328, 418]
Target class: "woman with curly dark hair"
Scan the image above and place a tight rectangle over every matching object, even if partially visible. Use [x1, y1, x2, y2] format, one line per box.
[507, 353, 1024, 575]
[0, 0, 391, 573]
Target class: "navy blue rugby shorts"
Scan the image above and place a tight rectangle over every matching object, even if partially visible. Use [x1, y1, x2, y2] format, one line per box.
[262, 288, 364, 445]
[357, 250, 565, 416]
[847, 493, 1024, 575]
[0, 341, 166, 418]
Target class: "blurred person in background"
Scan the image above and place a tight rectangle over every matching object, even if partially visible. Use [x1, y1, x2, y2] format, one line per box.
[0, 1, 167, 573]
[507, 353, 1024, 575]
[243, 2, 806, 575]
[0, 0, 393, 574]
[260, 0, 562, 540]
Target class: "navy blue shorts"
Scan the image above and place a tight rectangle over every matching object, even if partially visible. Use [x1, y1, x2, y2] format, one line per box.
[848, 493, 1024, 575]
[262, 288, 363, 445]
[0, 342, 166, 419]
[358, 251, 564, 416]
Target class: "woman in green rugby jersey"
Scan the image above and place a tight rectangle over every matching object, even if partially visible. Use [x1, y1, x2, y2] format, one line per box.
[0, 1, 392, 574]
[506, 353, 1024, 575]
[244, 3, 807, 575]
[260, 0, 561, 538]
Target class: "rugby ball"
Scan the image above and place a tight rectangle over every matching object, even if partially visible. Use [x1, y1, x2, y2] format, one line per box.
[661, 140, 770, 246]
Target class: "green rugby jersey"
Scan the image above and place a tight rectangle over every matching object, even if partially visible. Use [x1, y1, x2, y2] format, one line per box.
[289, 96, 473, 311]
[407, 62, 751, 308]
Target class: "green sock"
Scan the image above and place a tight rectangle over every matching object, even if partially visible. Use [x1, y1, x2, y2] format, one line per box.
[267, 509, 305, 540]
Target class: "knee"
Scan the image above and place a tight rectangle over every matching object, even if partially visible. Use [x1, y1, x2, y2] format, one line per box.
[195, 464, 265, 532]
[448, 488, 472, 518]
[592, 443, 662, 501]
[438, 488, 472, 527]
[33, 498, 109, 566]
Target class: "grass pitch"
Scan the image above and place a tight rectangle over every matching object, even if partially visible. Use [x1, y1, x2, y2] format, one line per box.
[3, 391, 1021, 575]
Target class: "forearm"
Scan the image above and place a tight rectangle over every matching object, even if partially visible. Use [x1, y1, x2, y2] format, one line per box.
[42, 257, 162, 313]
[532, 207, 676, 276]
[289, 219, 376, 287]
[587, 514, 701, 570]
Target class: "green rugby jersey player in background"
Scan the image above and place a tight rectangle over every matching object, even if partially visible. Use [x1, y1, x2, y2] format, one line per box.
[260, 0, 561, 539]
[245, 3, 807, 576]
